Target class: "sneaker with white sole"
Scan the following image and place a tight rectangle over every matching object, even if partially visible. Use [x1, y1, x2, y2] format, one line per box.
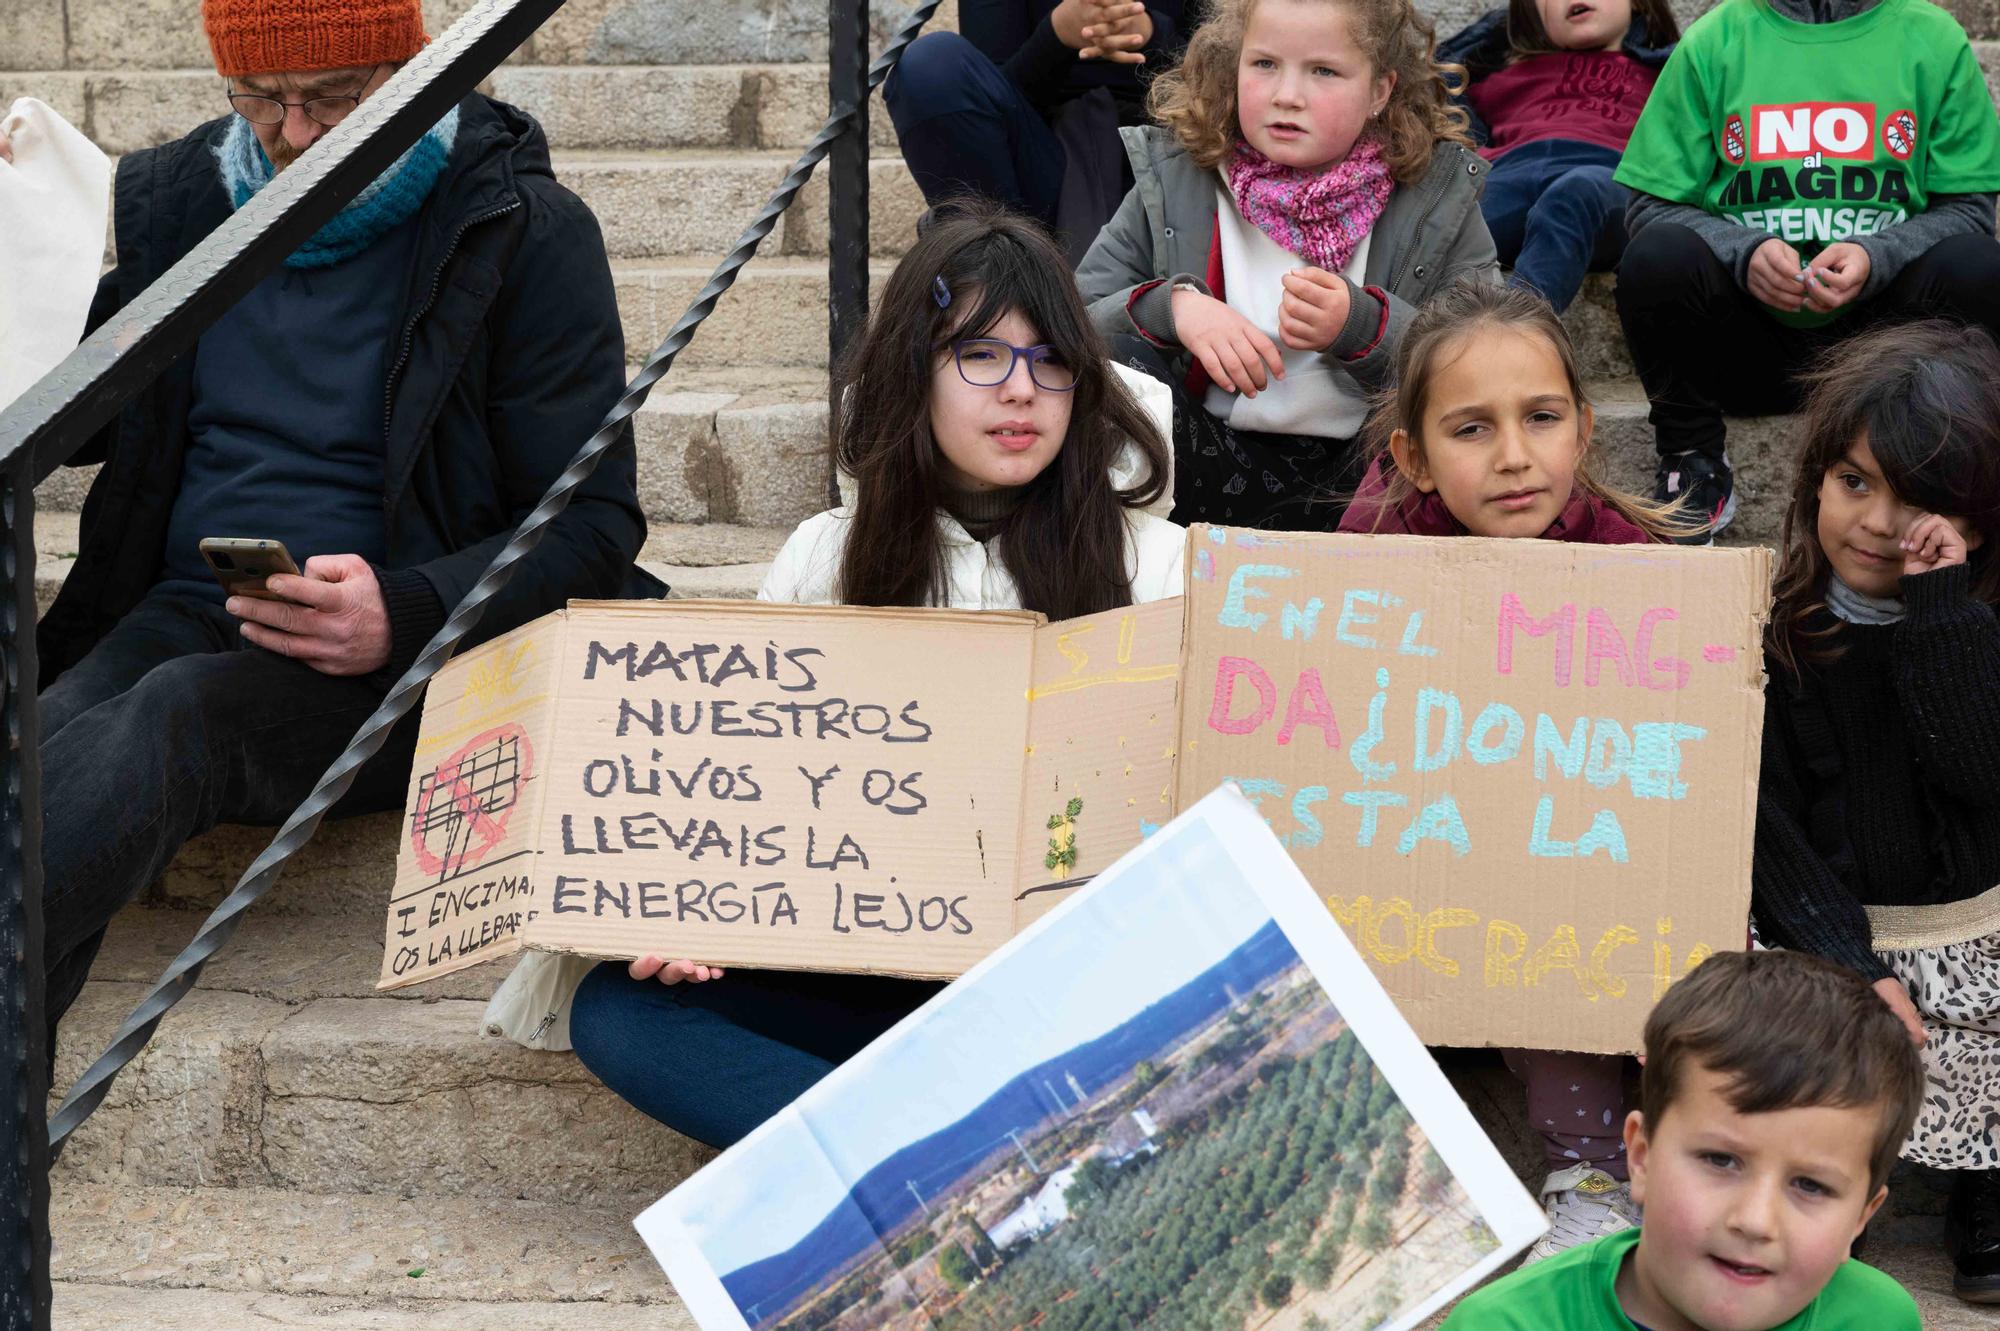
[1654, 450, 1737, 545]
[1519, 1164, 1640, 1265]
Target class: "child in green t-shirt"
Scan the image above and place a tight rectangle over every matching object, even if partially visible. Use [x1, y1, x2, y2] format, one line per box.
[1441, 949, 1925, 1331]
[1607, 0, 2000, 544]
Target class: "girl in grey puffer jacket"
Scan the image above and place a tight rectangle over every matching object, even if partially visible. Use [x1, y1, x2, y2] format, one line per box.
[1077, 0, 1499, 530]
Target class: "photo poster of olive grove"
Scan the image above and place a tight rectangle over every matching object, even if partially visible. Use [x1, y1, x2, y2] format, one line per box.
[636, 782, 1548, 1331]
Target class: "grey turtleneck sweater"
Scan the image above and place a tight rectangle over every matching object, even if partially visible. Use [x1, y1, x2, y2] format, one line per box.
[1626, 0, 1998, 301]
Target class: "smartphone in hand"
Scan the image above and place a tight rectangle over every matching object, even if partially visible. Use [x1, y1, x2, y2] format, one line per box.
[199, 537, 301, 603]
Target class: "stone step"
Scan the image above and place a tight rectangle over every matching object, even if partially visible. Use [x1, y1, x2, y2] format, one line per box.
[29, 485, 793, 616]
[491, 63, 904, 154]
[23, 365, 833, 533]
[47, 1184, 1987, 1331]
[12, 0, 957, 71]
[56, 1282, 692, 1329]
[52, 1181, 677, 1308]
[29, 44, 2000, 156]
[53, 909, 712, 1204]
[608, 360, 1800, 549]
[603, 258, 1620, 376]
[557, 149, 924, 259]
[28, 375, 1792, 634]
[20, 0, 2000, 72]
[48, 1031, 1979, 1327]
[137, 812, 401, 919]
[85, 905, 494, 1004]
[0, 63, 902, 156]
[609, 255, 893, 370]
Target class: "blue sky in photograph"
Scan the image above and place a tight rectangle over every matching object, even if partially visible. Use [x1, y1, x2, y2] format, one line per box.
[678, 818, 1270, 1276]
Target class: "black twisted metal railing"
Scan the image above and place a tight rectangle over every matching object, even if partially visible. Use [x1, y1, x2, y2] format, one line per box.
[0, 0, 938, 1323]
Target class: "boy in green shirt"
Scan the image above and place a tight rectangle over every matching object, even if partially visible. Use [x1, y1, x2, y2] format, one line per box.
[1609, 0, 2000, 543]
[1442, 950, 1925, 1330]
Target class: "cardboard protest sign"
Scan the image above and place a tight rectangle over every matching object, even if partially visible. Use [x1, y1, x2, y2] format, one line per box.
[380, 530, 1769, 1051]
[1177, 528, 1770, 1053]
[1013, 596, 1184, 929]
[635, 783, 1548, 1331]
[380, 597, 1184, 989]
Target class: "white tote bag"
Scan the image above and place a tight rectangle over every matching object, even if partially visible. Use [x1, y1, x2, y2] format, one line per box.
[0, 98, 111, 411]
[481, 950, 598, 1051]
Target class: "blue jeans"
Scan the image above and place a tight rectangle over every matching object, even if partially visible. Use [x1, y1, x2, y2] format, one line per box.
[569, 962, 940, 1148]
[39, 591, 415, 1039]
[1480, 139, 1629, 313]
[884, 31, 1066, 230]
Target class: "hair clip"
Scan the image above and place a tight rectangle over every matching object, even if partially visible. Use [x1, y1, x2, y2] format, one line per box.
[933, 276, 952, 310]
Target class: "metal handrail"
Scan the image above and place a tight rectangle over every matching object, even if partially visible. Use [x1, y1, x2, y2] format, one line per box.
[0, 5, 564, 1324]
[0, 0, 936, 1323]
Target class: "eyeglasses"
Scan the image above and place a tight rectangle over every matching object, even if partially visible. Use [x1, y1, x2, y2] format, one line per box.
[948, 339, 1077, 392]
[227, 68, 381, 127]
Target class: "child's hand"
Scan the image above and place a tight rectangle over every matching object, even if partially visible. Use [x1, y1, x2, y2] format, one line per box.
[1871, 976, 1927, 1047]
[1901, 511, 1976, 577]
[1801, 242, 1870, 313]
[1078, 0, 1152, 63]
[1278, 267, 1352, 351]
[1746, 238, 1808, 313]
[629, 955, 725, 985]
[1050, 0, 1094, 48]
[1172, 288, 1286, 397]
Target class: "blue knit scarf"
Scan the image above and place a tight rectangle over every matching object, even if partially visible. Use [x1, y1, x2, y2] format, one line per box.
[214, 106, 459, 269]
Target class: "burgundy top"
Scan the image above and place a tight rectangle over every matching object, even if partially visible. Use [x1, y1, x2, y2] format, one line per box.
[1337, 456, 1656, 544]
[1465, 50, 1657, 161]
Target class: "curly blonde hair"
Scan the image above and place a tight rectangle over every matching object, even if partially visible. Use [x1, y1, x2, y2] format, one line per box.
[1148, 0, 1472, 184]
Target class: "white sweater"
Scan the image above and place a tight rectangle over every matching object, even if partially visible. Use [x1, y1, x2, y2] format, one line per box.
[758, 507, 1187, 609]
[1205, 177, 1373, 440]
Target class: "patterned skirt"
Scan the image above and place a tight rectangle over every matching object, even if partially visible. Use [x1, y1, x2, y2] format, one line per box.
[1870, 885, 2000, 1171]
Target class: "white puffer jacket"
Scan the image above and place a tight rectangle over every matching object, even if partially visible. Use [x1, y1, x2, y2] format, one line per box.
[759, 507, 1187, 608]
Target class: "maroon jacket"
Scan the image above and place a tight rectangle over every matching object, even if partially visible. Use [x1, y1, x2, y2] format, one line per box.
[1336, 457, 1656, 544]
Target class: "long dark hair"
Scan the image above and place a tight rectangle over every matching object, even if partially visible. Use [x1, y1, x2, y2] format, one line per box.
[1505, 0, 1677, 59]
[1767, 320, 2000, 678]
[833, 202, 1170, 618]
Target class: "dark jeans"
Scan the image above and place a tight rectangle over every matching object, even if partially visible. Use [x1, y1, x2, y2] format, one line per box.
[884, 31, 1067, 231]
[569, 962, 939, 1148]
[40, 591, 415, 1039]
[1615, 225, 2000, 459]
[1482, 139, 1628, 314]
[1110, 334, 1363, 531]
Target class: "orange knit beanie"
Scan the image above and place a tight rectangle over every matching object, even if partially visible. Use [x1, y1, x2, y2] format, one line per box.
[202, 0, 428, 77]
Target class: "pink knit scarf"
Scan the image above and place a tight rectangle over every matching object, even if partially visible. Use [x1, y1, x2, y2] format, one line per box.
[1224, 137, 1394, 272]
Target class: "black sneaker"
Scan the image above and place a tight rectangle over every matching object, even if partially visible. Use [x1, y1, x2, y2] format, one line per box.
[1948, 1169, 2000, 1304]
[1654, 451, 1737, 546]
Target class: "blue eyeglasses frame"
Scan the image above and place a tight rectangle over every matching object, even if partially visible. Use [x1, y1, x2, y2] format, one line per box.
[946, 338, 1079, 392]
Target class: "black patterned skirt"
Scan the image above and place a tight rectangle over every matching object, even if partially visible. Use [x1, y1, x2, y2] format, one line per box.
[1870, 887, 2000, 1171]
[1169, 403, 1367, 533]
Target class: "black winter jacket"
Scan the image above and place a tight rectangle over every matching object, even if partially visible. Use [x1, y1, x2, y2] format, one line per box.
[1754, 563, 2000, 981]
[1436, 7, 1678, 148]
[40, 94, 658, 687]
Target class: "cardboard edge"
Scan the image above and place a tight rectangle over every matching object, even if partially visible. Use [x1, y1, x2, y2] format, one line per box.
[376, 933, 525, 992]
[375, 611, 566, 992]
[567, 597, 1046, 631]
[514, 940, 963, 983]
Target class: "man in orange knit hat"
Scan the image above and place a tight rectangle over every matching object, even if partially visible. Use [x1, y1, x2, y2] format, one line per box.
[8, 0, 656, 1047]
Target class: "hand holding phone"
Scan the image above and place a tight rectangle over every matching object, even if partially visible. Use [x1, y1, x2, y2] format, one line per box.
[220, 550, 394, 677]
[199, 537, 301, 603]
